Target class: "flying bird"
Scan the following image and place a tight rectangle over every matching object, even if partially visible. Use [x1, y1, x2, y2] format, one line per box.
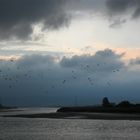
[62, 80, 66, 84]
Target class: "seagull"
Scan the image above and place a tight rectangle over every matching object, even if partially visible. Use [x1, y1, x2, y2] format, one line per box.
[107, 82, 111, 86]
[51, 85, 55, 89]
[72, 76, 77, 79]
[72, 70, 74, 73]
[62, 80, 66, 84]
[24, 74, 28, 77]
[5, 78, 8, 80]
[10, 59, 14, 62]
[88, 77, 91, 81]
[17, 67, 20, 70]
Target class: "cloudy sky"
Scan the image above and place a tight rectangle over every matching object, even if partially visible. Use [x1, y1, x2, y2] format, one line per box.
[0, 0, 140, 106]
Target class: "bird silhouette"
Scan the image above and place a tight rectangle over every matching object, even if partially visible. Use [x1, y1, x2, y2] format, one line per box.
[62, 80, 66, 84]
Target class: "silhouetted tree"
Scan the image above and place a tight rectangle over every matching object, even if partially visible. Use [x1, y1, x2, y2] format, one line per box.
[102, 97, 111, 107]
[117, 101, 132, 108]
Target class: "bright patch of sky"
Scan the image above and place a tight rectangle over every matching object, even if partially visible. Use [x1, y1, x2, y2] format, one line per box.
[1, 15, 140, 61]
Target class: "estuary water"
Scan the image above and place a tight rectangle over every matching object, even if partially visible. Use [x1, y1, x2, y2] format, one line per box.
[0, 108, 140, 140]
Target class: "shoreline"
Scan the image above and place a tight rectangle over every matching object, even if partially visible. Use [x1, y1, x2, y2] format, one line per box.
[2, 112, 140, 120]
[0, 108, 21, 112]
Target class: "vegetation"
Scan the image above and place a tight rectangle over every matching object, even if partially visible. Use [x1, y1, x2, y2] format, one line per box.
[57, 97, 140, 114]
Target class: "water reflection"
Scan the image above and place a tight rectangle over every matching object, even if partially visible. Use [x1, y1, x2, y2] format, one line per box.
[0, 110, 140, 140]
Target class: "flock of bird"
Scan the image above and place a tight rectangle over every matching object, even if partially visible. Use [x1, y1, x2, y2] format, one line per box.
[0, 58, 121, 92]
[0, 59, 32, 89]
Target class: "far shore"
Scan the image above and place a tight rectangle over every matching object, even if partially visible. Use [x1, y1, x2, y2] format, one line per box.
[0, 108, 21, 112]
[2, 97, 140, 120]
[2, 111, 140, 120]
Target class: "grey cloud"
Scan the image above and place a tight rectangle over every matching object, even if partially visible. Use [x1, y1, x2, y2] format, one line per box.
[66, 0, 140, 28]
[106, 0, 134, 14]
[60, 49, 124, 73]
[0, 0, 69, 40]
[0, 49, 139, 106]
[109, 19, 126, 28]
[106, 0, 140, 18]
[0, 0, 107, 41]
[133, 7, 140, 18]
[66, 0, 106, 12]
[68, 0, 140, 27]
[0, 0, 139, 40]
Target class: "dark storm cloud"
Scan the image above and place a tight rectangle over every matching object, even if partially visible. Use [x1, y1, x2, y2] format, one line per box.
[1, 0, 140, 40]
[0, 49, 140, 106]
[0, 0, 106, 41]
[106, 0, 140, 18]
[66, 0, 140, 28]
[106, 0, 134, 14]
[66, 0, 106, 12]
[68, 0, 140, 27]
[0, 0, 69, 40]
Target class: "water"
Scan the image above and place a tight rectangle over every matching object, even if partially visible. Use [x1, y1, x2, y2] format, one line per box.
[0, 107, 58, 116]
[0, 108, 140, 140]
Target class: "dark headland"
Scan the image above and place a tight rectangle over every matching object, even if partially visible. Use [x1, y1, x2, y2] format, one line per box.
[2, 97, 140, 120]
[57, 97, 140, 114]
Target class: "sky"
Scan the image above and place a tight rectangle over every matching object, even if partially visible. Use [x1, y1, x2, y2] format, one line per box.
[0, 0, 140, 106]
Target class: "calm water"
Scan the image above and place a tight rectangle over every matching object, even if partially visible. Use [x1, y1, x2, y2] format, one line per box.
[0, 108, 140, 140]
